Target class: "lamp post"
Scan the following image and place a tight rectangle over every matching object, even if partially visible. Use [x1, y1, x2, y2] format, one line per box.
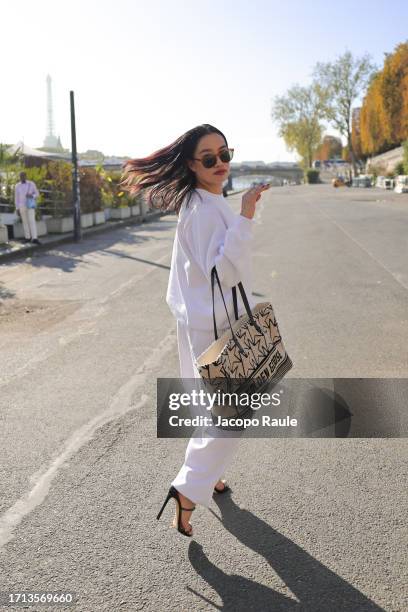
[70, 91, 81, 241]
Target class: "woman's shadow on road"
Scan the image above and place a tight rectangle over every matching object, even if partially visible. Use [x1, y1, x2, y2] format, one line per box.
[186, 494, 385, 611]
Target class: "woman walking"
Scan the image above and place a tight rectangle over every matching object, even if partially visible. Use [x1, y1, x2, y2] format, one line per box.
[121, 124, 270, 537]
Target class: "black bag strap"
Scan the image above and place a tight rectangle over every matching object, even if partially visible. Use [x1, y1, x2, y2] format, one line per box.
[233, 281, 259, 324]
[211, 267, 246, 354]
[232, 285, 238, 321]
[211, 266, 263, 352]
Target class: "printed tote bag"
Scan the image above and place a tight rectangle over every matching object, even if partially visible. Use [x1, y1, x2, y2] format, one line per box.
[195, 266, 293, 429]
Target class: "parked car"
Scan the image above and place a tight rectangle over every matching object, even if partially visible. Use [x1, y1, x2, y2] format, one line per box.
[352, 174, 373, 188]
[376, 176, 394, 190]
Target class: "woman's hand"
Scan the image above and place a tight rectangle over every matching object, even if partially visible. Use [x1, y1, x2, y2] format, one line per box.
[240, 183, 271, 220]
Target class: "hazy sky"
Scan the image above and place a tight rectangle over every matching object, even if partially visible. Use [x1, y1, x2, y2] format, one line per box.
[2, 0, 407, 162]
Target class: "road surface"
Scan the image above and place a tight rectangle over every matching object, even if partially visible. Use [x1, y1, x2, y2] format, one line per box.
[0, 184, 406, 611]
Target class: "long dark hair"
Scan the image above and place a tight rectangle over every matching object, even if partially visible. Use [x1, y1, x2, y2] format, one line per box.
[119, 124, 228, 215]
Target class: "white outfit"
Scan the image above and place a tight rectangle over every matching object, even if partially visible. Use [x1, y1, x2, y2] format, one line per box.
[167, 187, 255, 508]
[166, 187, 256, 331]
[14, 180, 39, 240]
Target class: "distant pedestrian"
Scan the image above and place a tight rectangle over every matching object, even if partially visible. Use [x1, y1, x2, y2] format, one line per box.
[14, 172, 41, 244]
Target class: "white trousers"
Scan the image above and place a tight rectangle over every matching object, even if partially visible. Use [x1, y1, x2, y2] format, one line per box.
[19, 206, 38, 240]
[171, 319, 242, 508]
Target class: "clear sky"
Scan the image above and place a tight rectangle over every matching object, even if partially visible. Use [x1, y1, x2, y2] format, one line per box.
[1, 0, 407, 162]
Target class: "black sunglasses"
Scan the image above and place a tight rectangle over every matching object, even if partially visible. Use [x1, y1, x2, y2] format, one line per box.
[192, 148, 234, 169]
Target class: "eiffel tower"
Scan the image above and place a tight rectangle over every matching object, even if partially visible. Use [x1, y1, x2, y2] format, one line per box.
[43, 74, 64, 151]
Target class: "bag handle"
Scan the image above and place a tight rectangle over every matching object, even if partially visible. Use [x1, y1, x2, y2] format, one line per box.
[232, 282, 262, 330]
[232, 285, 238, 321]
[211, 266, 245, 353]
[211, 266, 263, 351]
[233, 281, 264, 337]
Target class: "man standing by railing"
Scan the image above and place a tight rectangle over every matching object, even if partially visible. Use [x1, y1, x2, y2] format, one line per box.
[14, 171, 41, 244]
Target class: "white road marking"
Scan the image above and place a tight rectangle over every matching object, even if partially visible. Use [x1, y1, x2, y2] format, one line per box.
[0, 325, 177, 551]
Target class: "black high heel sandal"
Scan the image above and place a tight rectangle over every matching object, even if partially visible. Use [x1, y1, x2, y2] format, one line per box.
[156, 485, 196, 537]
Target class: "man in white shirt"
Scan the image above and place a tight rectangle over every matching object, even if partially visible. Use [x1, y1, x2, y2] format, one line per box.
[14, 172, 41, 244]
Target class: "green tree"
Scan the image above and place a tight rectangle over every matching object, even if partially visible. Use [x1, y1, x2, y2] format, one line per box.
[271, 83, 327, 169]
[312, 50, 377, 175]
[0, 143, 14, 165]
[403, 139, 408, 174]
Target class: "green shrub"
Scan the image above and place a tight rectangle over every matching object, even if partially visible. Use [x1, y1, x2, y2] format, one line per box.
[78, 167, 103, 214]
[393, 161, 405, 176]
[306, 169, 320, 183]
[39, 161, 73, 217]
[101, 186, 114, 207]
[108, 170, 135, 208]
[0, 163, 47, 213]
[402, 140, 408, 175]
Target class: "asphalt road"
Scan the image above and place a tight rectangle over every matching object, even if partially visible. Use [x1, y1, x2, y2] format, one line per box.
[0, 184, 407, 611]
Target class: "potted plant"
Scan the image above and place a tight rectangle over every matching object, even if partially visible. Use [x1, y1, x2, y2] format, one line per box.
[43, 161, 74, 234]
[109, 171, 131, 219]
[100, 172, 114, 220]
[77, 167, 104, 228]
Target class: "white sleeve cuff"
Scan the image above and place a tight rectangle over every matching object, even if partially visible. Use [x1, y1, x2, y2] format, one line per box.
[234, 213, 254, 236]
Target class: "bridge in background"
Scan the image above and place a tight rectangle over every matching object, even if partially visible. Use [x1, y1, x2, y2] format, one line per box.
[227, 163, 303, 188]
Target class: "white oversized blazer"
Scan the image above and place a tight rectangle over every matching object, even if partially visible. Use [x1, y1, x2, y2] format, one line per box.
[166, 187, 256, 333]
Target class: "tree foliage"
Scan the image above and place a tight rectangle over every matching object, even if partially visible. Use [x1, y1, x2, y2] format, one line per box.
[314, 135, 343, 161]
[312, 50, 376, 172]
[359, 42, 408, 155]
[271, 83, 327, 169]
[403, 139, 408, 174]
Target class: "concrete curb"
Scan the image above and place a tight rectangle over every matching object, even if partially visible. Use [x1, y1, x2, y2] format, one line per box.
[0, 209, 170, 265]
